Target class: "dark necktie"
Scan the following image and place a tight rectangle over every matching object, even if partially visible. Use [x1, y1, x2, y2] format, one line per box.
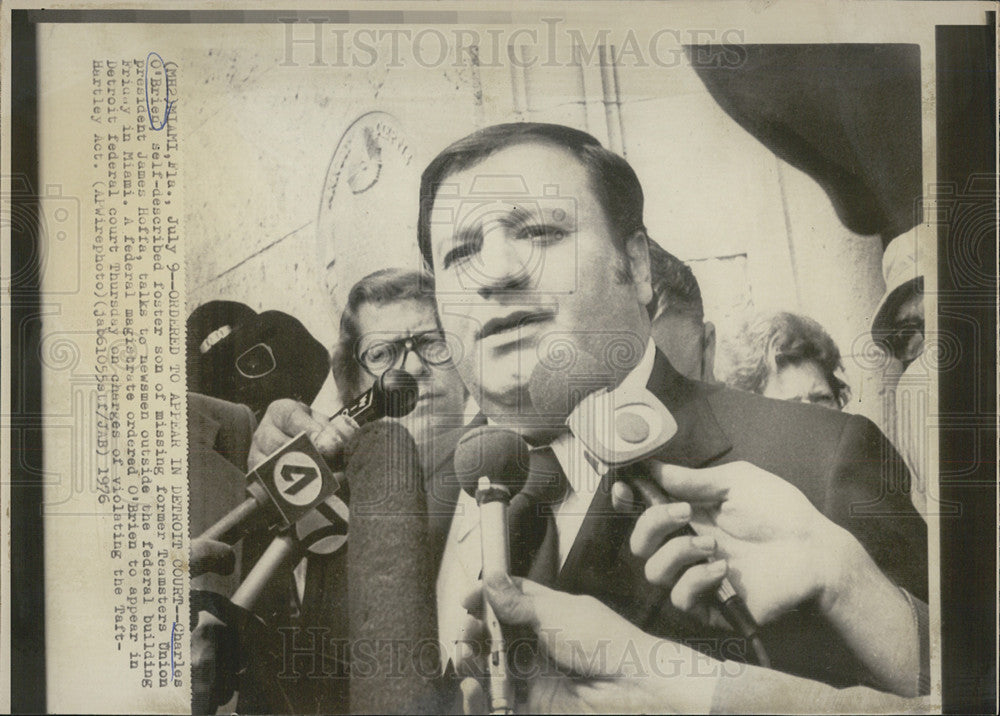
[509, 446, 568, 587]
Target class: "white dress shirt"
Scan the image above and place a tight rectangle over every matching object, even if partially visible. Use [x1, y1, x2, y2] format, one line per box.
[435, 340, 658, 668]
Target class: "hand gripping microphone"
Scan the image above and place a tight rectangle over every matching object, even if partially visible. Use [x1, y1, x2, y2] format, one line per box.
[527, 363, 768, 667]
[197, 369, 418, 544]
[453, 427, 532, 716]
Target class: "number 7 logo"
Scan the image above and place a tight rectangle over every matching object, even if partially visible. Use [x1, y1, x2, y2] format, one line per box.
[273, 451, 324, 506]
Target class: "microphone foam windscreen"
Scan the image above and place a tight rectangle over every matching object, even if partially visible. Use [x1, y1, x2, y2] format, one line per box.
[527, 345, 620, 421]
[453, 426, 531, 498]
[377, 368, 420, 418]
[345, 422, 443, 714]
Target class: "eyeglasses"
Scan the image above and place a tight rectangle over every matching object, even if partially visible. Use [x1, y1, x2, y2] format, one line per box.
[356, 330, 454, 377]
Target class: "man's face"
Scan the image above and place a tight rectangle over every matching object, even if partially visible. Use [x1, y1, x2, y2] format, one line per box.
[353, 298, 467, 446]
[888, 292, 924, 367]
[428, 142, 652, 427]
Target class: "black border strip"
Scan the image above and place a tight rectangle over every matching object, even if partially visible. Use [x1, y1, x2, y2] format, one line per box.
[10, 9, 46, 714]
[936, 18, 997, 715]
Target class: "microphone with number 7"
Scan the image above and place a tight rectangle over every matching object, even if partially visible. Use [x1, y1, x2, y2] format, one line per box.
[197, 369, 419, 544]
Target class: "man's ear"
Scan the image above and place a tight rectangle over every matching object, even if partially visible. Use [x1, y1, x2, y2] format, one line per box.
[701, 321, 717, 383]
[624, 231, 653, 307]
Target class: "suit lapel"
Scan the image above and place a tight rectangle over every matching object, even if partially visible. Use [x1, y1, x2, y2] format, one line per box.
[643, 350, 732, 467]
[556, 350, 732, 629]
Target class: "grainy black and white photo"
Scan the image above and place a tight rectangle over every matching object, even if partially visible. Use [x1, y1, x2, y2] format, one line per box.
[3, 1, 996, 713]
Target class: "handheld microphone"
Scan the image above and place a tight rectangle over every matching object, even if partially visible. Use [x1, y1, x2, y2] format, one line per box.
[331, 367, 421, 426]
[454, 427, 531, 716]
[522, 347, 618, 430]
[346, 422, 442, 715]
[228, 492, 350, 611]
[197, 369, 419, 544]
[528, 365, 767, 665]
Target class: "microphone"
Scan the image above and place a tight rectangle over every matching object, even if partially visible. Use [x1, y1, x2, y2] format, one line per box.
[529, 368, 767, 665]
[453, 427, 531, 716]
[191, 489, 352, 715]
[346, 422, 442, 715]
[197, 369, 418, 544]
[228, 492, 350, 611]
[522, 347, 612, 428]
[528, 360, 677, 465]
[331, 367, 421, 426]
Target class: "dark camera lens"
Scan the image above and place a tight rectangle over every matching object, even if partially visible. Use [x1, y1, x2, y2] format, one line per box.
[236, 343, 277, 378]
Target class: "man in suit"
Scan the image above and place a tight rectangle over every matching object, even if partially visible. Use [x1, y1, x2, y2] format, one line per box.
[416, 122, 927, 692]
[251, 122, 927, 705]
[219, 268, 470, 714]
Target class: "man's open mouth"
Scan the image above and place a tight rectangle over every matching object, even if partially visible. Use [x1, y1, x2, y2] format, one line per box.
[477, 310, 553, 341]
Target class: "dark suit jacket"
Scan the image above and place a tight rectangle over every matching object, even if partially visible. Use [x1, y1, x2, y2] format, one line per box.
[188, 392, 256, 597]
[187, 392, 349, 714]
[555, 350, 928, 688]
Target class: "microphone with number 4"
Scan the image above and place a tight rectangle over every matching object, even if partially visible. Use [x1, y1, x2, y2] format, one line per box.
[196, 368, 419, 545]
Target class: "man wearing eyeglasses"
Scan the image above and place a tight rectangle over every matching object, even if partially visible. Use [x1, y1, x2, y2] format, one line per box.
[328, 267, 469, 475]
[192, 268, 471, 715]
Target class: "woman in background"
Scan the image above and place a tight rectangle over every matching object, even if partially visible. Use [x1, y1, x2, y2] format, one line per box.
[725, 311, 851, 410]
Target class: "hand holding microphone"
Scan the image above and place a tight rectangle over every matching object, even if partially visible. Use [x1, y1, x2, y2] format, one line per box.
[526, 360, 765, 662]
[191, 371, 418, 715]
[453, 427, 532, 716]
[198, 369, 418, 545]
[460, 573, 928, 714]
[613, 460, 869, 629]
[528, 356, 913, 680]
[613, 460, 928, 698]
[249, 368, 420, 470]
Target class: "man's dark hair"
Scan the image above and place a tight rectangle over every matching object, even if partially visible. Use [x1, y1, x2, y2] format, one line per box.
[331, 267, 436, 400]
[417, 122, 646, 270]
[727, 311, 851, 409]
[646, 238, 704, 325]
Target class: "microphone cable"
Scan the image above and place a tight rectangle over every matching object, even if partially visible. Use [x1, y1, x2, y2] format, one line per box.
[628, 477, 770, 669]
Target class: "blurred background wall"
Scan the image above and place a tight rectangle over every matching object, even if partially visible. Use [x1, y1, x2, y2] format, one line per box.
[182, 20, 916, 423]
